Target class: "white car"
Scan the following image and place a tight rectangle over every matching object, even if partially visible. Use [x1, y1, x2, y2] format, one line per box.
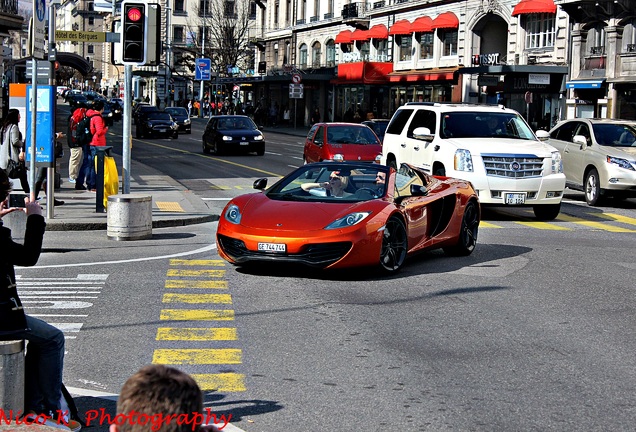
[381, 102, 566, 220]
[543, 118, 636, 205]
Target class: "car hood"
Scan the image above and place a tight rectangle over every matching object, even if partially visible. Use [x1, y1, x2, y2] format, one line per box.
[235, 193, 364, 231]
[220, 129, 261, 136]
[445, 137, 557, 157]
[147, 119, 173, 125]
[326, 144, 382, 161]
[603, 145, 636, 158]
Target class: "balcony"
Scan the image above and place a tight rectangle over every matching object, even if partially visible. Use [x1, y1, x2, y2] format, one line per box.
[341, 2, 369, 28]
[310, 15, 319, 22]
[324, 12, 334, 19]
[373, 1, 385, 8]
[0, 0, 22, 33]
[590, 46, 605, 56]
[296, 18, 306, 25]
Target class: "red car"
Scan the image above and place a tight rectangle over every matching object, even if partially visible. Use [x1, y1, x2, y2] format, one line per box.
[216, 162, 480, 273]
[303, 122, 382, 164]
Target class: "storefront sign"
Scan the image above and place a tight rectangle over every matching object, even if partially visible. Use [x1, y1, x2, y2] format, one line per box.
[472, 53, 500, 66]
[342, 52, 362, 63]
[528, 73, 550, 85]
[478, 75, 499, 86]
[504, 75, 561, 93]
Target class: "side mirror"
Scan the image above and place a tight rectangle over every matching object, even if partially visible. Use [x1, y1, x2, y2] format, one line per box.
[572, 135, 589, 147]
[412, 127, 435, 142]
[253, 178, 268, 190]
[410, 184, 429, 196]
[535, 130, 550, 141]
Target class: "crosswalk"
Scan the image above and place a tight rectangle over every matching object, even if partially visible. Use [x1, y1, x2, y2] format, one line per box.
[480, 211, 636, 232]
[151, 259, 246, 393]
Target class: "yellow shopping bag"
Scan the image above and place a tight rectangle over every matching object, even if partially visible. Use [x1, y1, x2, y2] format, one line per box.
[103, 156, 119, 208]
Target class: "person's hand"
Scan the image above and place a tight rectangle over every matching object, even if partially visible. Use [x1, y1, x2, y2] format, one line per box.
[24, 197, 42, 217]
[19, 150, 25, 161]
[0, 197, 20, 218]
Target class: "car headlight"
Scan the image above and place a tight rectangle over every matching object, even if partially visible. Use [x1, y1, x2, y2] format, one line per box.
[454, 149, 473, 172]
[607, 155, 636, 171]
[146, 122, 152, 127]
[254, 134, 264, 141]
[223, 135, 233, 141]
[325, 212, 371, 230]
[551, 151, 563, 174]
[107, 112, 113, 117]
[224, 204, 242, 224]
[184, 119, 191, 125]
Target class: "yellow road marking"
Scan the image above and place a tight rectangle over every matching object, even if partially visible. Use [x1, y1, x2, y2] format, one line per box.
[156, 327, 237, 341]
[192, 373, 246, 392]
[152, 348, 241, 364]
[479, 221, 503, 228]
[160, 309, 235, 321]
[162, 293, 233, 304]
[165, 280, 228, 289]
[557, 214, 636, 232]
[210, 185, 231, 190]
[593, 212, 636, 227]
[167, 269, 225, 277]
[155, 201, 185, 212]
[169, 259, 226, 266]
[515, 221, 572, 230]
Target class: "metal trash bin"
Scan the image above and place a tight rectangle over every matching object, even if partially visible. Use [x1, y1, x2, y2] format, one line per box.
[107, 194, 152, 240]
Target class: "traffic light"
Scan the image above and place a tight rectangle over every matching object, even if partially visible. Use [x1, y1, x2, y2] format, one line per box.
[121, 1, 146, 64]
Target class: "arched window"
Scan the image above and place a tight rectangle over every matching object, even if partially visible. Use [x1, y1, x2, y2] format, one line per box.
[586, 24, 606, 55]
[326, 40, 336, 67]
[312, 42, 322, 68]
[299, 44, 308, 68]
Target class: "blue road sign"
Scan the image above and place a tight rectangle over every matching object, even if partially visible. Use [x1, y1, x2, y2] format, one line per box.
[195, 58, 211, 81]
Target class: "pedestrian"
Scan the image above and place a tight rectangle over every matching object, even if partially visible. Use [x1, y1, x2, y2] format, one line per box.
[283, 107, 290, 125]
[0, 108, 30, 193]
[187, 100, 193, 117]
[311, 107, 321, 125]
[109, 364, 225, 432]
[0, 169, 81, 432]
[86, 100, 108, 192]
[68, 103, 88, 188]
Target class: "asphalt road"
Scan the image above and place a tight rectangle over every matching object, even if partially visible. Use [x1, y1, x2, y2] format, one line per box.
[16, 103, 636, 431]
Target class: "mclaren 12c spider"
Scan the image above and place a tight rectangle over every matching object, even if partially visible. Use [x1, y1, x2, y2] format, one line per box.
[216, 162, 480, 273]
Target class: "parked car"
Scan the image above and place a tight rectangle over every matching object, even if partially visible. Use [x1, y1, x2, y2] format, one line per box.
[381, 102, 566, 220]
[361, 119, 390, 142]
[216, 161, 480, 273]
[136, 111, 178, 139]
[303, 122, 382, 164]
[202, 115, 265, 155]
[164, 107, 191, 134]
[133, 103, 160, 126]
[540, 118, 636, 205]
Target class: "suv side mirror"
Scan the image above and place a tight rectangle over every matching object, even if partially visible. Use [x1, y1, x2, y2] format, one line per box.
[535, 130, 550, 141]
[412, 127, 435, 142]
[572, 135, 589, 147]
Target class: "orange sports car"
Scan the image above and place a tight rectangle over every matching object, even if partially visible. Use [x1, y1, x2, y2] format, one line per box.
[216, 162, 480, 273]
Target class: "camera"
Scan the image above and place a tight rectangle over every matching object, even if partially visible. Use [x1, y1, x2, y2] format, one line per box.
[9, 193, 28, 208]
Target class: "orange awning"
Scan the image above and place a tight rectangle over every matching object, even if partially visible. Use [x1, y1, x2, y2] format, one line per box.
[411, 16, 433, 33]
[351, 29, 369, 41]
[389, 19, 412, 36]
[432, 12, 459, 29]
[333, 61, 394, 84]
[512, 0, 557, 16]
[335, 30, 353, 44]
[388, 68, 457, 83]
[367, 24, 388, 39]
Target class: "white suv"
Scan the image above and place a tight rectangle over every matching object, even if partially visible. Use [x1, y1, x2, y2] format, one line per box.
[381, 103, 566, 220]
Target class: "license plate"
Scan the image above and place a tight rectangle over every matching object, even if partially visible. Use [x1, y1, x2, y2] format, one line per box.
[159, 129, 166, 133]
[257, 242, 286, 252]
[505, 193, 526, 205]
[239, 141, 249, 145]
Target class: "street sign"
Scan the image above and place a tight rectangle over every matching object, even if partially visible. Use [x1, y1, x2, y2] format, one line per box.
[29, 0, 47, 59]
[289, 83, 304, 99]
[55, 30, 108, 43]
[195, 58, 211, 81]
[291, 73, 302, 84]
[26, 60, 51, 84]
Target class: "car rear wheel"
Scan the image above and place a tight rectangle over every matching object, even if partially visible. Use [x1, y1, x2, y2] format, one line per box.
[585, 168, 602, 206]
[533, 203, 561, 221]
[379, 217, 408, 273]
[444, 200, 479, 256]
[256, 145, 265, 156]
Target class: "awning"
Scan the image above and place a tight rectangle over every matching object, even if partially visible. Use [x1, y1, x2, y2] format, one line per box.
[389, 19, 412, 36]
[511, 0, 557, 16]
[333, 61, 394, 84]
[566, 79, 606, 89]
[432, 12, 459, 29]
[411, 16, 433, 33]
[335, 30, 353, 44]
[388, 68, 457, 83]
[367, 24, 388, 39]
[351, 29, 369, 41]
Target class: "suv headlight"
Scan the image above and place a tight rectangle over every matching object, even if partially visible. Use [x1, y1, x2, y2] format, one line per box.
[607, 156, 636, 171]
[454, 149, 473, 172]
[551, 151, 563, 174]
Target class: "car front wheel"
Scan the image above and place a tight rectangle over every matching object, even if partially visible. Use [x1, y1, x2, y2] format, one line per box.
[585, 168, 602, 206]
[379, 216, 408, 273]
[444, 200, 479, 256]
[202, 140, 210, 154]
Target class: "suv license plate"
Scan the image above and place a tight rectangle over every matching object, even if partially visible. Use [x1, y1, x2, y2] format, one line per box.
[240, 141, 249, 145]
[505, 193, 526, 205]
[258, 242, 286, 252]
[159, 129, 166, 133]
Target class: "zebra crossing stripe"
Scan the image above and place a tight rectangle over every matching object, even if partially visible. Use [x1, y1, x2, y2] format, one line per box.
[479, 221, 503, 228]
[165, 280, 228, 289]
[160, 309, 235, 321]
[593, 212, 636, 227]
[167, 269, 226, 277]
[162, 293, 233, 304]
[152, 348, 242, 365]
[557, 214, 636, 232]
[156, 327, 238, 341]
[515, 221, 572, 230]
[192, 373, 246, 392]
[170, 259, 226, 266]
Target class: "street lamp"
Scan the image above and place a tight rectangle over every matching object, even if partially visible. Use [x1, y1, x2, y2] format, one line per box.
[199, 0, 205, 117]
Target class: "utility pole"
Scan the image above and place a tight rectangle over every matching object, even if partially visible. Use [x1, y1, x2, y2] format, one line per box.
[165, 0, 172, 108]
[199, 0, 205, 117]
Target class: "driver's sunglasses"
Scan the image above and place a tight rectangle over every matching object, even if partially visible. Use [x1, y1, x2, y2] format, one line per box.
[376, 174, 386, 180]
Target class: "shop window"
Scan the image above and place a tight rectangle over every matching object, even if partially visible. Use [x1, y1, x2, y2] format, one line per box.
[326, 40, 336, 67]
[299, 44, 308, 68]
[398, 36, 412, 61]
[440, 30, 457, 56]
[524, 13, 555, 49]
[418, 33, 433, 59]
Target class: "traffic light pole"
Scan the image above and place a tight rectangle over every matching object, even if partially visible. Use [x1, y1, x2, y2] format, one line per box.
[122, 64, 132, 194]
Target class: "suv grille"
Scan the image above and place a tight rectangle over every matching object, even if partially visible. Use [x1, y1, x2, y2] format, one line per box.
[482, 155, 544, 178]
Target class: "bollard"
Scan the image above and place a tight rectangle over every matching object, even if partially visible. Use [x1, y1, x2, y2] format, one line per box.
[94, 146, 114, 213]
[107, 194, 152, 240]
[0, 340, 25, 412]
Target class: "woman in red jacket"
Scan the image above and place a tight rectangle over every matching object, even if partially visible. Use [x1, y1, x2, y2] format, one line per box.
[86, 100, 108, 191]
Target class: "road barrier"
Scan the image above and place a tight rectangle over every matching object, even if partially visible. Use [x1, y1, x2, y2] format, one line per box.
[107, 194, 152, 240]
[0, 340, 25, 412]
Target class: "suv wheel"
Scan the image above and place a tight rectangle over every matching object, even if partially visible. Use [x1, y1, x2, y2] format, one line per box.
[533, 203, 561, 221]
[585, 168, 602, 206]
[386, 156, 397, 171]
[433, 166, 446, 176]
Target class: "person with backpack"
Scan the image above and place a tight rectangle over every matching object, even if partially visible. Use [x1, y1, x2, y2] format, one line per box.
[85, 101, 108, 192]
